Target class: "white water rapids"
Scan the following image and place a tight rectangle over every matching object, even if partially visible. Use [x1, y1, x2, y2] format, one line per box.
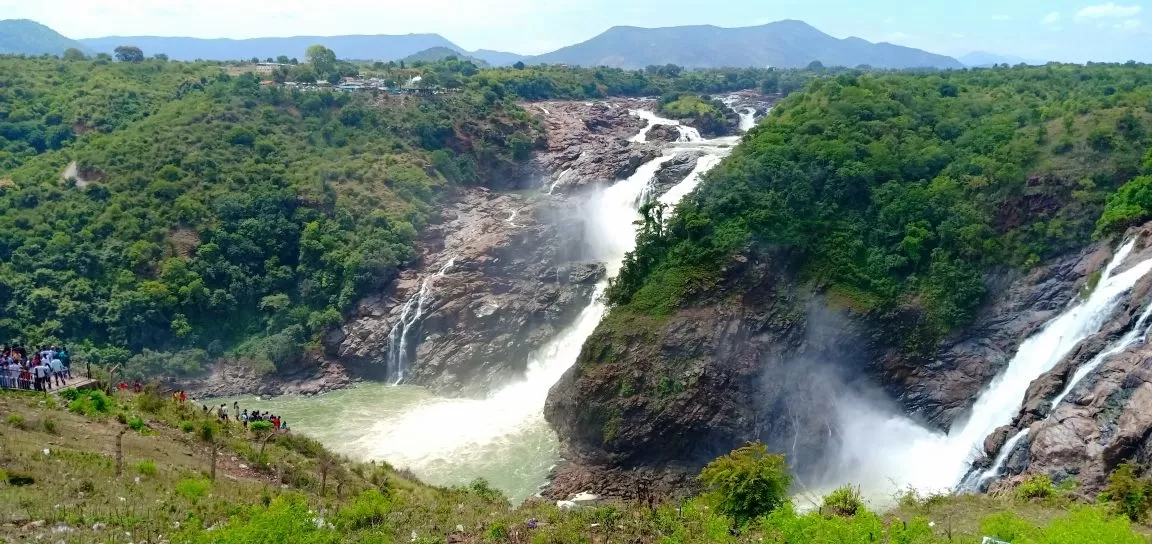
[817, 239, 1152, 500]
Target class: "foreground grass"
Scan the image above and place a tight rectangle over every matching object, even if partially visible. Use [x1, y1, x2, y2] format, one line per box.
[0, 389, 1148, 543]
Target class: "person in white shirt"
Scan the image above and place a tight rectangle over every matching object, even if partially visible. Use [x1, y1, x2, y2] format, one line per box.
[49, 357, 66, 387]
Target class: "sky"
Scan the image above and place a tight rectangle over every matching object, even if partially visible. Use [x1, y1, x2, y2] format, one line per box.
[1, 0, 1150, 62]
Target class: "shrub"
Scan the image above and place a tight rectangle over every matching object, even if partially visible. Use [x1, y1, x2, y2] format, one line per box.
[136, 460, 157, 476]
[822, 485, 864, 516]
[337, 489, 392, 531]
[6, 412, 26, 429]
[698, 442, 791, 525]
[485, 520, 510, 542]
[175, 478, 212, 503]
[1101, 463, 1152, 521]
[128, 415, 146, 431]
[1017, 473, 1054, 500]
[42, 416, 57, 434]
[249, 420, 274, 433]
[181, 421, 195, 433]
[68, 390, 113, 416]
[469, 477, 507, 503]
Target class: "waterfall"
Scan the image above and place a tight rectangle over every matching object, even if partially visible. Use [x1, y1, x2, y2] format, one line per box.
[962, 278, 1152, 489]
[824, 239, 1152, 499]
[384, 258, 455, 384]
[353, 111, 733, 483]
[738, 107, 757, 132]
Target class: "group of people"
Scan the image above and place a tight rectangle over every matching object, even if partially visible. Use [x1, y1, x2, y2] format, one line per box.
[207, 401, 289, 431]
[0, 345, 72, 392]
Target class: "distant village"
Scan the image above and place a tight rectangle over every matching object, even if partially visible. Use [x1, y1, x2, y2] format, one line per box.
[230, 62, 461, 95]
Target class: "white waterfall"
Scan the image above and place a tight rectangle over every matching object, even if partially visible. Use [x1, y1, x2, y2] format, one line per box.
[738, 107, 757, 132]
[384, 258, 455, 384]
[354, 111, 732, 484]
[964, 272, 1152, 489]
[825, 239, 1152, 499]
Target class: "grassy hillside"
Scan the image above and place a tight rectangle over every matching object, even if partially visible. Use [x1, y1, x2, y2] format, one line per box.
[609, 64, 1152, 353]
[1, 388, 1148, 543]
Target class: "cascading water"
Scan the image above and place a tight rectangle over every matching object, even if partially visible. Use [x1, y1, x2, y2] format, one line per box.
[629, 110, 702, 143]
[821, 239, 1152, 500]
[964, 284, 1152, 489]
[384, 258, 455, 384]
[337, 107, 736, 500]
[737, 108, 757, 132]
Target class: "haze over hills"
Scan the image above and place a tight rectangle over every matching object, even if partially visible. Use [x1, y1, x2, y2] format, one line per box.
[470, 49, 528, 67]
[76, 34, 465, 62]
[960, 51, 1046, 67]
[0, 19, 89, 56]
[527, 20, 962, 69]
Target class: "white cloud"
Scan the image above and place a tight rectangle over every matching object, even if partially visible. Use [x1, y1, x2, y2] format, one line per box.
[1075, 3, 1143, 19]
[991, 14, 1013, 20]
[1114, 18, 1145, 29]
[1041, 12, 1062, 24]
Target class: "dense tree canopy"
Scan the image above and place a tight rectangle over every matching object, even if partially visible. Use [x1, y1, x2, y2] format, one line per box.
[0, 55, 538, 376]
[609, 64, 1152, 353]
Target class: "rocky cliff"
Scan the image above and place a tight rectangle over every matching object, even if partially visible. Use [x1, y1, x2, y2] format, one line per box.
[542, 220, 1146, 499]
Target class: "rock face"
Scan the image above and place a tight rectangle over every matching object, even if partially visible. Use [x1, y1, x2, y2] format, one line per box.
[543, 221, 1132, 498]
[327, 189, 605, 396]
[646, 124, 681, 143]
[532, 99, 659, 193]
[975, 229, 1152, 495]
[652, 152, 704, 196]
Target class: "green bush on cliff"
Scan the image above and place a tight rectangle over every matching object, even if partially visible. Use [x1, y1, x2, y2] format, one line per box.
[1097, 175, 1152, 236]
[1101, 462, 1152, 521]
[698, 441, 791, 525]
[659, 93, 730, 135]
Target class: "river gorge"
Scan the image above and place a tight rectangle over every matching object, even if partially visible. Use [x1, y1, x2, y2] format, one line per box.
[210, 91, 1152, 508]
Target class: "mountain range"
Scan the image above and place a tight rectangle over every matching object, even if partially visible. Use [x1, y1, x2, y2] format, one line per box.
[1, 17, 973, 70]
[959, 51, 1047, 67]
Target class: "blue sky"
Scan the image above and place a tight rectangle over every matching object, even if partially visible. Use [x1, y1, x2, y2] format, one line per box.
[1, 0, 1148, 62]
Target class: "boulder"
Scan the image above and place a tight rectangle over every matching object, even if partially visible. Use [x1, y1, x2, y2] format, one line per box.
[646, 124, 681, 143]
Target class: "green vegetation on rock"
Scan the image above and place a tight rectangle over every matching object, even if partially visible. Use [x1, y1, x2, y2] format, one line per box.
[609, 64, 1152, 353]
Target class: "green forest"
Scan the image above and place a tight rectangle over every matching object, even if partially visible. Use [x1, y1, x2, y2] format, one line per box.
[0, 50, 824, 377]
[608, 63, 1152, 353]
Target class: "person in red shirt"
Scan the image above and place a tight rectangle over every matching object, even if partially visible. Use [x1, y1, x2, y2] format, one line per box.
[118, 382, 128, 391]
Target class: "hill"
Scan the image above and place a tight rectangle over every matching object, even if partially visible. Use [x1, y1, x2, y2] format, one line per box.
[470, 48, 528, 67]
[528, 20, 962, 69]
[77, 33, 462, 61]
[403, 46, 488, 66]
[0, 389, 1142, 543]
[0, 19, 89, 56]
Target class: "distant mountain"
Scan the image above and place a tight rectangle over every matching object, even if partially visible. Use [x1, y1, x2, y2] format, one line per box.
[0, 19, 90, 56]
[960, 51, 1046, 67]
[77, 34, 462, 62]
[528, 20, 962, 70]
[403, 46, 488, 66]
[469, 49, 527, 67]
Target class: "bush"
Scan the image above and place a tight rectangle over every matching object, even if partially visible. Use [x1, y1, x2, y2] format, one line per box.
[136, 460, 157, 476]
[1101, 463, 1152, 521]
[127, 415, 146, 432]
[698, 442, 791, 525]
[181, 421, 195, 433]
[6, 413, 26, 429]
[1017, 473, 1055, 500]
[336, 489, 392, 531]
[249, 420, 274, 433]
[68, 390, 113, 416]
[822, 485, 864, 516]
[468, 477, 507, 503]
[175, 478, 212, 503]
[42, 416, 57, 434]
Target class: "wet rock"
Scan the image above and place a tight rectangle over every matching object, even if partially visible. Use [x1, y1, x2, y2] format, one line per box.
[652, 152, 705, 197]
[646, 124, 681, 143]
[984, 425, 1012, 457]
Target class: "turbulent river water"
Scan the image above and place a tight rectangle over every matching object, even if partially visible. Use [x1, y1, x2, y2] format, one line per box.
[220, 106, 744, 503]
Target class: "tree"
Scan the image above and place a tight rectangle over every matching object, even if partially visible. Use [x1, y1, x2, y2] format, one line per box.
[305, 45, 337, 75]
[276, 55, 291, 64]
[698, 442, 791, 525]
[63, 48, 87, 61]
[250, 420, 275, 456]
[114, 45, 145, 63]
[153, 53, 169, 62]
[513, 61, 526, 70]
[806, 60, 825, 71]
